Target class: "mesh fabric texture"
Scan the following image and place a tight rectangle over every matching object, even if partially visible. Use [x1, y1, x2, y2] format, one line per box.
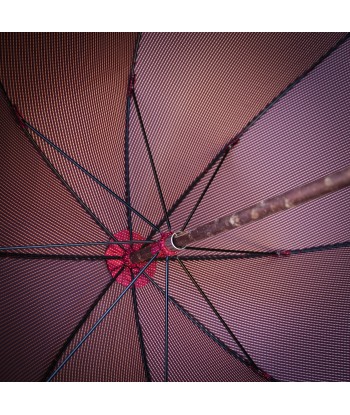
[0, 32, 349, 382]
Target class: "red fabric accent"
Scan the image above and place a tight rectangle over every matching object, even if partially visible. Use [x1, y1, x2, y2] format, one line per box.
[150, 232, 177, 258]
[224, 136, 240, 151]
[127, 74, 136, 97]
[13, 106, 25, 129]
[274, 249, 292, 257]
[105, 230, 156, 288]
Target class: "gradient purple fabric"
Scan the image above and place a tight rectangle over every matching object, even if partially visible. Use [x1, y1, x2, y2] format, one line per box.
[0, 33, 349, 382]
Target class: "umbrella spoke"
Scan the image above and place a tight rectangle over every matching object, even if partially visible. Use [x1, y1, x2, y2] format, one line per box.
[124, 34, 153, 382]
[177, 258, 259, 370]
[176, 254, 274, 261]
[141, 270, 273, 381]
[124, 84, 133, 239]
[181, 146, 231, 231]
[288, 240, 350, 254]
[165, 256, 169, 382]
[184, 246, 272, 255]
[0, 82, 126, 251]
[43, 273, 120, 381]
[0, 240, 154, 251]
[23, 120, 160, 232]
[46, 253, 158, 382]
[132, 91, 171, 230]
[124, 33, 143, 240]
[131, 285, 152, 382]
[174, 240, 350, 261]
[0, 252, 122, 261]
[124, 93, 133, 236]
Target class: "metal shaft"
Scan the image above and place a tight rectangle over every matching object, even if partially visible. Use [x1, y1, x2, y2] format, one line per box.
[130, 166, 350, 263]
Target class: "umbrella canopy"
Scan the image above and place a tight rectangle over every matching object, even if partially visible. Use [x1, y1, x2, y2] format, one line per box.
[0, 32, 349, 382]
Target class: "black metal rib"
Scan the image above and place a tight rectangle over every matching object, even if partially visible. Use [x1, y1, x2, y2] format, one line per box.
[289, 240, 350, 254]
[0, 252, 122, 261]
[141, 270, 274, 381]
[0, 240, 154, 251]
[42, 272, 120, 381]
[132, 91, 171, 230]
[184, 246, 271, 254]
[125, 33, 152, 383]
[168, 240, 350, 261]
[146, 33, 350, 240]
[0, 82, 125, 249]
[181, 143, 233, 231]
[131, 285, 151, 381]
[46, 253, 158, 382]
[175, 254, 273, 261]
[177, 258, 259, 370]
[165, 256, 169, 382]
[124, 66, 133, 239]
[23, 120, 160, 232]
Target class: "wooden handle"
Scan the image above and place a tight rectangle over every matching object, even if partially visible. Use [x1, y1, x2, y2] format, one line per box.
[130, 165, 350, 263]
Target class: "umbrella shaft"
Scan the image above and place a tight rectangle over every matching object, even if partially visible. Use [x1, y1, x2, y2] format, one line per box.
[130, 166, 350, 263]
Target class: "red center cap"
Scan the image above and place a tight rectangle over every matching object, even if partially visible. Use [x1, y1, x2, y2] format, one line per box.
[105, 230, 157, 288]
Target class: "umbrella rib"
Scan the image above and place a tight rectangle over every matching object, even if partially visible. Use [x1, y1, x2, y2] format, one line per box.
[174, 240, 350, 261]
[146, 33, 350, 239]
[42, 274, 119, 381]
[46, 253, 158, 382]
[124, 33, 153, 382]
[23, 120, 160, 232]
[0, 82, 125, 249]
[288, 240, 350, 254]
[124, 93, 133, 235]
[141, 270, 274, 381]
[132, 91, 171, 230]
[165, 256, 169, 382]
[184, 246, 274, 254]
[124, 74, 133, 239]
[177, 254, 274, 261]
[131, 285, 152, 382]
[0, 240, 154, 251]
[181, 142, 233, 231]
[176, 258, 259, 370]
[0, 252, 122, 261]
[124, 33, 143, 240]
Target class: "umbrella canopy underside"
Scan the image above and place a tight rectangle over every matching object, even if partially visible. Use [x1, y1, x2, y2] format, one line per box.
[0, 32, 349, 382]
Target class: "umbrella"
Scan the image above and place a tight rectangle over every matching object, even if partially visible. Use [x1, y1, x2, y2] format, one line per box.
[0, 32, 350, 382]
